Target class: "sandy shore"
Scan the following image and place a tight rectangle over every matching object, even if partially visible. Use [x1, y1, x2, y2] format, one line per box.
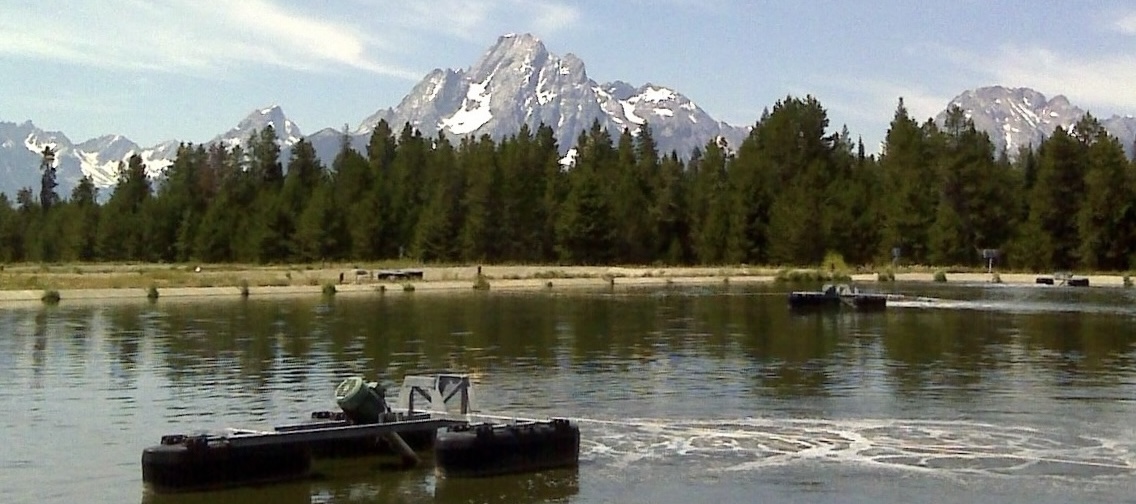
[0, 265, 1126, 306]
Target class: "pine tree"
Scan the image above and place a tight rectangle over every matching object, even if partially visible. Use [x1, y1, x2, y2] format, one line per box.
[294, 179, 346, 262]
[64, 176, 100, 261]
[556, 123, 617, 264]
[1027, 126, 1088, 269]
[652, 152, 691, 264]
[347, 121, 398, 260]
[691, 138, 730, 263]
[1078, 130, 1135, 270]
[98, 155, 152, 261]
[459, 135, 501, 262]
[412, 134, 462, 262]
[248, 126, 284, 188]
[879, 99, 939, 264]
[0, 194, 22, 262]
[537, 124, 566, 262]
[39, 146, 58, 213]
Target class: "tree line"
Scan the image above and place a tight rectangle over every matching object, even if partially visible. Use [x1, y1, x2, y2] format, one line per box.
[3, 95, 1134, 271]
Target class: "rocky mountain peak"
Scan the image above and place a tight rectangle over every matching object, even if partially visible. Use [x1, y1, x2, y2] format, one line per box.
[354, 33, 745, 158]
[936, 86, 1136, 157]
[470, 33, 551, 82]
[938, 86, 1085, 154]
[213, 105, 303, 148]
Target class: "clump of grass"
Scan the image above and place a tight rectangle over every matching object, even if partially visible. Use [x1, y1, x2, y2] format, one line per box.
[775, 268, 851, 283]
[147, 285, 160, 300]
[41, 289, 60, 304]
[1124, 275, 1133, 288]
[402, 283, 416, 292]
[239, 279, 250, 298]
[877, 269, 895, 282]
[991, 272, 1002, 284]
[822, 251, 849, 273]
[473, 275, 491, 290]
[377, 284, 386, 293]
[321, 283, 337, 296]
[933, 270, 948, 282]
[545, 281, 554, 289]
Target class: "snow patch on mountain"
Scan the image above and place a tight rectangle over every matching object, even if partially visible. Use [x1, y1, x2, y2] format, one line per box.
[442, 80, 494, 134]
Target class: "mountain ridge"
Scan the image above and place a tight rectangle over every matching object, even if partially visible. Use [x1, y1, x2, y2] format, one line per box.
[5, 35, 1136, 199]
[935, 85, 1136, 156]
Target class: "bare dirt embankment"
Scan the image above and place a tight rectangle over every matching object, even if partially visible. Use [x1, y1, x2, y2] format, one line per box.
[0, 263, 1126, 305]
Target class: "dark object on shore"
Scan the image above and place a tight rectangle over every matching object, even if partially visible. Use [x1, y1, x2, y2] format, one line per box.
[788, 283, 887, 311]
[435, 418, 580, 478]
[376, 269, 425, 280]
[1037, 273, 1089, 287]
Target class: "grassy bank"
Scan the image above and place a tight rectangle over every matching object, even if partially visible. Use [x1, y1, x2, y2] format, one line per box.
[0, 262, 1129, 306]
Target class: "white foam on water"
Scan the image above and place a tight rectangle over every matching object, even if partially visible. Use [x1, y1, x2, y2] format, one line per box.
[474, 413, 1136, 482]
[577, 417, 1136, 481]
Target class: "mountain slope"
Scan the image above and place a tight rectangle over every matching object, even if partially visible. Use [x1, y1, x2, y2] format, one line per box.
[358, 33, 748, 157]
[936, 86, 1136, 156]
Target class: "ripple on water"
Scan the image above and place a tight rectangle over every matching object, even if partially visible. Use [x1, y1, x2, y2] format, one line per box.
[577, 417, 1136, 481]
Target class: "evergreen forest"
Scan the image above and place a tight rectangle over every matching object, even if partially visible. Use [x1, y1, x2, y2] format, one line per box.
[5, 96, 1135, 272]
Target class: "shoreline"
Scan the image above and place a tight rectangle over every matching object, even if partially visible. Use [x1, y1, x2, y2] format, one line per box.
[0, 265, 1128, 307]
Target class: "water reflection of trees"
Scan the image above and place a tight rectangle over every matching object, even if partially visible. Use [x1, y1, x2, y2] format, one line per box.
[14, 286, 1136, 401]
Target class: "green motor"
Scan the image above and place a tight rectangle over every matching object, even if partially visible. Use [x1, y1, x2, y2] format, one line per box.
[334, 376, 389, 424]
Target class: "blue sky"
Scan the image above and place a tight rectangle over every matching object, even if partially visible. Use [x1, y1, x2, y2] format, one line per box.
[2, 0, 1136, 151]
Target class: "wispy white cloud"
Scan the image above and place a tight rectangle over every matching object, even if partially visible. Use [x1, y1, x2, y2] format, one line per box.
[933, 42, 1136, 115]
[530, 3, 582, 35]
[1112, 11, 1136, 35]
[818, 77, 951, 125]
[350, 0, 581, 41]
[0, 0, 518, 79]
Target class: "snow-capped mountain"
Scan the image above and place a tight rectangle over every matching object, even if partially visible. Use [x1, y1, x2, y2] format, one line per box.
[936, 86, 1136, 156]
[0, 106, 303, 198]
[0, 33, 751, 198]
[212, 105, 303, 150]
[359, 33, 748, 157]
[0, 121, 178, 198]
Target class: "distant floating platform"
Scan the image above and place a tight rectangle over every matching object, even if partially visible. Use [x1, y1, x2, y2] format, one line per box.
[788, 283, 887, 311]
[1036, 274, 1089, 287]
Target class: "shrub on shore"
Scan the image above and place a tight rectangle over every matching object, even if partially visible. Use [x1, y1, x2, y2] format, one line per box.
[147, 285, 160, 300]
[877, 269, 895, 282]
[41, 289, 60, 304]
[321, 283, 336, 296]
[775, 268, 851, 283]
[933, 270, 948, 282]
[473, 276, 491, 290]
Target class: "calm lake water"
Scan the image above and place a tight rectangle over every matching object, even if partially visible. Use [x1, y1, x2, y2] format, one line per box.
[4, 282, 1136, 504]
